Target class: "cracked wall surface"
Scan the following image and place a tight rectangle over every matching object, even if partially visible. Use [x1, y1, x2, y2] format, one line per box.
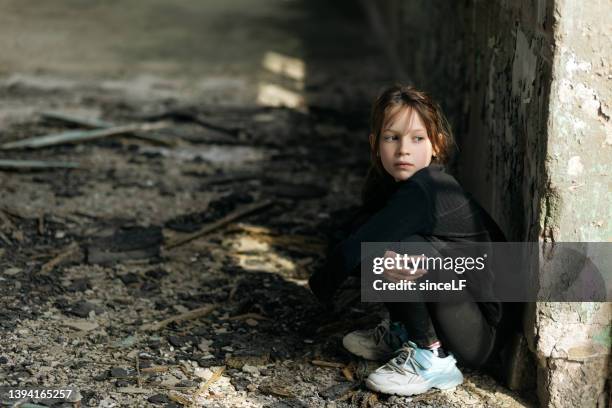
[371, 0, 611, 406]
[533, 0, 611, 406]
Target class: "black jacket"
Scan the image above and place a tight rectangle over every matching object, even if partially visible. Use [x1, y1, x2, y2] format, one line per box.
[309, 164, 506, 327]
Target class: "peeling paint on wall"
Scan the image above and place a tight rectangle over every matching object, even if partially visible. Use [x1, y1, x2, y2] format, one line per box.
[567, 155, 583, 176]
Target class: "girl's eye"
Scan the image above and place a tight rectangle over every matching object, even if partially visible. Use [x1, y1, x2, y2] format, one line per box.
[383, 135, 398, 141]
[414, 136, 425, 142]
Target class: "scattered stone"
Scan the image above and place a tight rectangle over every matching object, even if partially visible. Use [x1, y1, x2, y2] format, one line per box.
[115, 380, 131, 387]
[197, 357, 225, 368]
[3, 267, 21, 276]
[177, 380, 198, 387]
[65, 300, 102, 318]
[66, 278, 90, 292]
[241, 365, 260, 376]
[225, 351, 270, 369]
[168, 336, 188, 348]
[194, 367, 213, 380]
[110, 367, 130, 378]
[320, 383, 353, 400]
[197, 338, 213, 352]
[160, 377, 180, 387]
[118, 272, 140, 285]
[258, 384, 295, 398]
[148, 338, 162, 349]
[113, 335, 138, 348]
[0, 356, 8, 364]
[148, 393, 170, 404]
[230, 376, 250, 392]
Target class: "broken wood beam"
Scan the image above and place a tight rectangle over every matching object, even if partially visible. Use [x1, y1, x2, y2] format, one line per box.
[40, 111, 115, 129]
[164, 199, 274, 250]
[41, 111, 176, 146]
[0, 121, 169, 150]
[0, 159, 80, 169]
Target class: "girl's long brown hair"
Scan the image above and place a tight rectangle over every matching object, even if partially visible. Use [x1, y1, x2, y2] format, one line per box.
[361, 85, 456, 212]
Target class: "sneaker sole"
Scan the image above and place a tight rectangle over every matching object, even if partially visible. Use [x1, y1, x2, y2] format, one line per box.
[365, 373, 463, 396]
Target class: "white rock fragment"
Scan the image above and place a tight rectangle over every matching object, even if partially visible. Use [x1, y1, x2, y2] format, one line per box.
[242, 364, 260, 376]
[3, 267, 22, 276]
[198, 338, 213, 352]
[194, 367, 214, 380]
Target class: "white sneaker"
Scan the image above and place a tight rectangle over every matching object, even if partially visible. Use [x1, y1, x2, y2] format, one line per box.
[365, 341, 463, 396]
[342, 319, 407, 361]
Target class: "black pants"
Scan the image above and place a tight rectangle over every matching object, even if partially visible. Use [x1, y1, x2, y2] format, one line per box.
[321, 228, 500, 368]
[385, 300, 497, 368]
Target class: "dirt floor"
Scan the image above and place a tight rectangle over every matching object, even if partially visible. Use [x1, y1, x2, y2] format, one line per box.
[0, 1, 537, 407]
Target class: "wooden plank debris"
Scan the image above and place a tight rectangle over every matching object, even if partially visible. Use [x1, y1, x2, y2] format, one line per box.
[140, 304, 217, 331]
[1, 121, 168, 150]
[42, 111, 176, 146]
[41, 111, 114, 128]
[164, 199, 274, 249]
[311, 360, 346, 369]
[40, 242, 81, 274]
[0, 159, 79, 169]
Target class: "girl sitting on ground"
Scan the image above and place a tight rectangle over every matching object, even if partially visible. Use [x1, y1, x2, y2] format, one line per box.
[308, 85, 506, 396]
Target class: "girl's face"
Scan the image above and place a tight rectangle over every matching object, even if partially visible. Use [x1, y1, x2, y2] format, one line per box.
[374, 107, 436, 182]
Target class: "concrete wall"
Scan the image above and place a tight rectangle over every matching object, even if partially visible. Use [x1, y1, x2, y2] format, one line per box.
[368, 0, 611, 406]
[371, 0, 553, 242]
[530, 0, 611, 406]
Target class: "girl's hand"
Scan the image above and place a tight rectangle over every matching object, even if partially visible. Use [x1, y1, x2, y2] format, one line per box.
[382, 250, 428, 283]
